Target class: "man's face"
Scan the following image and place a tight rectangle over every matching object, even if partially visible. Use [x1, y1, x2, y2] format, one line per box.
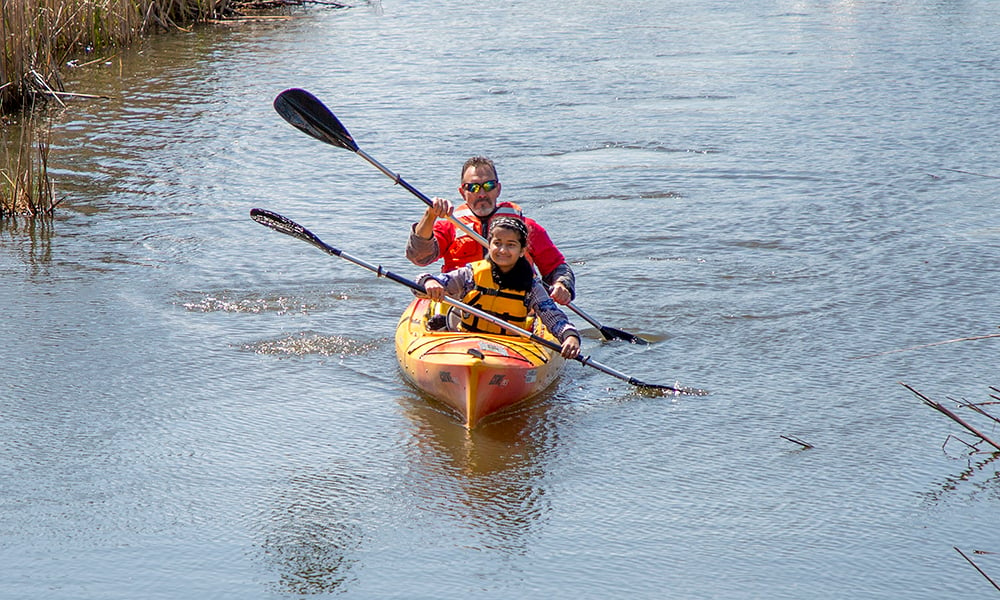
[459, 165, 501, 217]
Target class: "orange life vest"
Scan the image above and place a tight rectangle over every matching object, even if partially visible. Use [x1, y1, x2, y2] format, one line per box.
[458, 260, 530, 335]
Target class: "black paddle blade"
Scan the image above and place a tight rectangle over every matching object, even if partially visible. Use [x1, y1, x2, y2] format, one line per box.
[600, 325, 649, 345]
[273, 88, 359, 152]
[250, 208, 339, 256]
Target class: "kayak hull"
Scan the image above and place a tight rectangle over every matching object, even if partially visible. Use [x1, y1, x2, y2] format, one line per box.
[395, 298, 566, 428]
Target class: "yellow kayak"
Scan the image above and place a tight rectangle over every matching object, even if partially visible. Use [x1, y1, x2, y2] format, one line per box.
[395, 297, 566, 428]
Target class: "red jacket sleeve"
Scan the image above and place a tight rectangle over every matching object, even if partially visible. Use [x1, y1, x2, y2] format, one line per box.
[524, 217, 566, 278]
[432, 219, 457, 258]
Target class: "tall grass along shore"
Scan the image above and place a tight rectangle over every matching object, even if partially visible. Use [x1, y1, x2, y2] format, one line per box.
[1, 115, 56, 218]
[1, 0, 230, 113]
[1, 0, 233, 217]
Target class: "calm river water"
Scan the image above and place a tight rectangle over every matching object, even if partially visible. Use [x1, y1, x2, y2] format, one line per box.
[3, 1, 1000, 598]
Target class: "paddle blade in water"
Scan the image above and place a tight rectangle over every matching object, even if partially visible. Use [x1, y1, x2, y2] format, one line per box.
[273, 88, 359, 152]
[633, 379, 709, 397]
[600, 325, 649, 345]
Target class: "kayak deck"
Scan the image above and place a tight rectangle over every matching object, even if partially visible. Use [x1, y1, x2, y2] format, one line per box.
[395, 298, 566, 427]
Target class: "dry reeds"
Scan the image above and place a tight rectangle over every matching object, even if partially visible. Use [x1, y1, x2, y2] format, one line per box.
[1, 0, 233, 216]
[1, 0, 228, 112]
[1, 110, 58, 218]
[905, 382, 1000, 453]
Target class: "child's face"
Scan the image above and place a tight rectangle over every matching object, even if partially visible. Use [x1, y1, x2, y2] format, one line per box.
[488, 227, 526, 271]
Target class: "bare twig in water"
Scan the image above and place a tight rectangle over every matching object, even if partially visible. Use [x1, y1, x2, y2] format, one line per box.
[954, 547, 1000, 592]
[942, 433, 981, 453]
[67, 54, 120, 69]
[207, 15, 294, 23]
[231, 0, 349, 8]
[29, 69, 65, 108]
[943, 168, 1000, 180]
[951, 397, 1000, 427]
[38, 90, 114, 100]
[903, 383, 1000, 452]
[780, 435, 814, 449]
[852, 331, 1000, 359]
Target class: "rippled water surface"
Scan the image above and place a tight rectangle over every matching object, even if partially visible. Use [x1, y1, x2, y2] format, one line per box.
[3, 1, 1000, 598]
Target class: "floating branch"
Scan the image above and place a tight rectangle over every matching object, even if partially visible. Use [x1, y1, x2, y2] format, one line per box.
[951, 396, 1000, 427]
[67, 54, 120, 69]
[853, 331, 1000, 359]
[903, 383, 1000, 453]
[942, 434, 981, 454]
[954, 546, 1000, 592]
[37, 90, 114, 100]
[780, 435, 814, 449]
[943, 168, 1000, 180]
[206, 15, 295, 23]
[229, 0, 349, 9]
[28, 69, 65, 108]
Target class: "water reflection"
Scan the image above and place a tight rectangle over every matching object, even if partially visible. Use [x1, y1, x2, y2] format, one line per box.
[0, 219, 53, 272]
[400, 392, 563, 555]
[255, 469, 367, 595]
[924, 452, 1000, 505]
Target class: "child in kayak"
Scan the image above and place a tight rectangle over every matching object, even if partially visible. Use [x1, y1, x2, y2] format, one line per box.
[416, 217, 581, 359]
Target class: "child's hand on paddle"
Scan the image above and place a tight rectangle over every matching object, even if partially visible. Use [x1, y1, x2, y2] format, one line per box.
[561, 335, 580, 359]
[422, 279, 446, 302]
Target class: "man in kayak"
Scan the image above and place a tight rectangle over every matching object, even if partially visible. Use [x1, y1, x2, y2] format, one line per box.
[417, 217, 581, 359]
[405, 156, 576, 305]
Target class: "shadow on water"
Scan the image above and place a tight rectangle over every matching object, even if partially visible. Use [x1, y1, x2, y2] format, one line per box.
[399, 389, 564, 555]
